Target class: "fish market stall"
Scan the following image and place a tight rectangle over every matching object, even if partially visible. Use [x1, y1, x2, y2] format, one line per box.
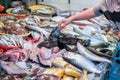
[0, 2, 118, 80]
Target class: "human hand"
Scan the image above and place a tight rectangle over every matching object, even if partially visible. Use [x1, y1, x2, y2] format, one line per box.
[58, 18, 72, 30]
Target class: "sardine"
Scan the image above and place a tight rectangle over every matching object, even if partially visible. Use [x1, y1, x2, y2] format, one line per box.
[8, 35, 17, 46]
[0, 38, 9, 46]
[63, 52, 102, 74]
[77, 42, 111, 63]
[17, 36, 24, 46]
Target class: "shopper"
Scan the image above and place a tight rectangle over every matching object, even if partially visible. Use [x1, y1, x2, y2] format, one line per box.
[58, 0, 120, 38]
[10, 0, 25, 8]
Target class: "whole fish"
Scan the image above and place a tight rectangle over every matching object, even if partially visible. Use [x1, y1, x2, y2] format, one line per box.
[25, 26, 50, 38]
[63, 52, 102, 74]
[77, 42, 111, 63]
[0, 61, 30, 75]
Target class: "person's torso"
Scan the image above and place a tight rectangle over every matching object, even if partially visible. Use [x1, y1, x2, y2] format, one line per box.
[101, 0, 120, 30]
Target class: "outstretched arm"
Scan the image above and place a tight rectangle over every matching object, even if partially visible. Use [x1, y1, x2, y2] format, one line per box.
[58, 8, 96, 29]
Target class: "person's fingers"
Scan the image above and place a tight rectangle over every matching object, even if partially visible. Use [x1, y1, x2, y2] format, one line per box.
[58, 20, 63, 29]
[58, 19, 66, 29]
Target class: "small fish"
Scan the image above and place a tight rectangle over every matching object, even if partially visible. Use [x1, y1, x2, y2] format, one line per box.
[77, 42, 111, 63]
[0, 38, 9, 46]
[17, 36, 24, 46]
[31, 31, 41, 39]
[63, 52, 102, 74]
[8, 35, 17, 46]
[33, 16, 41, 24]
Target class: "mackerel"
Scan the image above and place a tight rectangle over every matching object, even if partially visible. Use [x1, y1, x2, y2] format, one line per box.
[77, 42, 111, 63]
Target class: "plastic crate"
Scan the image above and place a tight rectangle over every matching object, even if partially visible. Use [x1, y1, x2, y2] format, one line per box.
[103, 42, 120, 80]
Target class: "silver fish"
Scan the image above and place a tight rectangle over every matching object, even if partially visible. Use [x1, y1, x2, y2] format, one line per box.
[0, 38, 9, 46]
[62, 30, 80, 36]
[25, 26, 50, 38]
[63, 52, 102, 74]
[0, 60, 31, 75]
[17, 35, 24, 46]
[8, 35, 17, 46]
[31, 31, 41, 39]
[77, 42, 111, 63]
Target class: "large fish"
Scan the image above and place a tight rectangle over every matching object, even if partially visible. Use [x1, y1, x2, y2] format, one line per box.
[25, 26, 50, 38]
[63, 52, 102, 74]
[77, 42, 111, 63]
[0, 61, 31, 75]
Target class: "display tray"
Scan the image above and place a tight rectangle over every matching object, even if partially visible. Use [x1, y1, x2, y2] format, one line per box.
[6, 8, 26, 16]
[28, 4, 54, 15]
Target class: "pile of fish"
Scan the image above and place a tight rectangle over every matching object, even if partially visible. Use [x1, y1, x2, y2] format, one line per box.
[0, 14, 118, 80]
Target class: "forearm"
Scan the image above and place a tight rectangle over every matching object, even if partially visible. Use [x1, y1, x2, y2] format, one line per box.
[68, 8, 96, 21]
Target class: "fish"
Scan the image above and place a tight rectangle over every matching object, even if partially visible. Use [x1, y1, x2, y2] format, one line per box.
[79, 69, 89, 80]
[25, 25, 50, 38]
[31, 31, 41, 40]
[63, 52, 102, 74]
[62, 75, 74, 80]
[64, 68, 81, 78]
[33, 74, 60, 80]
[33, 16, 41, 24]
[52, 58, 69, 68]
[0, 61, 31, 75]
[73, 26, 90, 38]
[7, 35, 17, 46]
[62, 30, 80, 36]
[0, 38, 9, 46]
[77, 42, 111, 63]
[43, 68, 64, 78]
[86, 47, 113, 59]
